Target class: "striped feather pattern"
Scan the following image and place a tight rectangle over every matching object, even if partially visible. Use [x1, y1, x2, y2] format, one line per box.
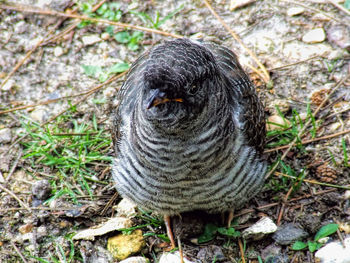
[112, 39, 267, 215]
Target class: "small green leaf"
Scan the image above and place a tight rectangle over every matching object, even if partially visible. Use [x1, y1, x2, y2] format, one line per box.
[198, 223, 218, 243]
[98, 72, 109, 82]
[81, 65, 102, 78]
[96, 3, 108, 15]
[114, 31, 131, 43]
[108, 63, 130, 73]
[314, 223, 339, 241]
[105, 26, 114, 36]
[291, 241, 308, 250]
[128, 42, 139, 51]
[308, 241, 319, 252]
[217, 227, 240, 237]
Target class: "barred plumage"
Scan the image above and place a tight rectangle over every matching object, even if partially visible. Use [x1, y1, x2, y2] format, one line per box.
[112, 38, 266, 218]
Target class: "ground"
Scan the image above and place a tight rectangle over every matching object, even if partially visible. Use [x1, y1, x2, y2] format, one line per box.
[0, 0, 350, 262]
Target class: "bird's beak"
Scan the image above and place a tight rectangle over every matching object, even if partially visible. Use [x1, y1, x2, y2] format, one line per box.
[146, 89, 183, 109]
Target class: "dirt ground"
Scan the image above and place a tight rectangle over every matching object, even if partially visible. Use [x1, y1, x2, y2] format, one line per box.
[0, 0, 350, 262]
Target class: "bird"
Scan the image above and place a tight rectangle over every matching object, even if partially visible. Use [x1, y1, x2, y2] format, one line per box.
[111, 38, 267, 248]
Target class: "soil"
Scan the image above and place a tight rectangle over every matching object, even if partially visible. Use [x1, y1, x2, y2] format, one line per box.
[0, 0, 350, 262]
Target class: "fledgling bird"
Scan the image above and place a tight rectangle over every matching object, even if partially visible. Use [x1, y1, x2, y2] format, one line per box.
[112, 38, 267, 248]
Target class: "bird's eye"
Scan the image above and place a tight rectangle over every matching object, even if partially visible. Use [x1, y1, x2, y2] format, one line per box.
[188, 84, 199, 95]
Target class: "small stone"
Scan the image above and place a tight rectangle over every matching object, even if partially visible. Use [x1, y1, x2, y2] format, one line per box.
[116, 198, 137, 217]
[107, 230, 146, 260]
[197, 245, 225, 262]
[315, 236, 350, 263]
[287, 7, 305, 16]
[159, 251, 195, 263]
[54, 46, 64, 57]
[82, 35, 101, 46]
[298, 214, 321, 234]
[327, 25, 350, 51]
[0, 128, 12, 143]
[101, 32, 110, 41]
[37, 226, 48, 239]
[267, 98, 290, 114]
[330, 122, 341, 131]
[30, 108, 47, 123]
[312, 13, 331, 22]
[229, 0, 256, 10]
[310, 88, 330, 106]
[128, 2, 138, 10]
[1, 79, 15, 91]
[266, 115, 291, 131]
[73, 217, 133, 241]
[32, 179, 52, 200]
[242, 217, 278, 240]
[261, 243, 282, 261]
[344, 190, 350, 200]
[14, 21, 28, 34]
[119, 257, 149, 263]
[272, 223, 309, 245]
[302, 28, 326, 43]
[339, 222, 350, 234]
[19, 223, 34, 234]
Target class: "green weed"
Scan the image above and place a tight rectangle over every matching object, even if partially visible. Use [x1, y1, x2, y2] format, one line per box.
[131, 4, 184, 29]
[292, 223, 339, 252]
[82, 62, 129, 82]
[21, 111, 111, 203]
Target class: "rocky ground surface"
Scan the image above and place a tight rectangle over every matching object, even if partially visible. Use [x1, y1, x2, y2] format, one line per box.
[0, 0, 350, 262]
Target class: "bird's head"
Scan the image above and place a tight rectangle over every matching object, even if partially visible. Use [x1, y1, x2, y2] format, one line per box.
[141, 39, 218, 129]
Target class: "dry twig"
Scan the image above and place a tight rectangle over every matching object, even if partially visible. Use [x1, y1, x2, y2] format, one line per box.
[0, 4, 182, 38]
[0, 184, 31, 212]
[265, 129, 350, 153]
[265, 75, 349, 179]
[238, 238, 246, 263]
[202, 0, 270, 83]
[329, 0, 350, 16]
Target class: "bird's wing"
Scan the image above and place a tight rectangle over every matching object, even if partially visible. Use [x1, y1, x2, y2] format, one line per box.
[201, 41, 266, 154]
[112, 50, 150, 152]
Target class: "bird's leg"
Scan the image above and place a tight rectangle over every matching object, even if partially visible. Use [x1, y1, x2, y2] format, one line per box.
[227, 210, 234, 228]
[164, 215, 176, 249]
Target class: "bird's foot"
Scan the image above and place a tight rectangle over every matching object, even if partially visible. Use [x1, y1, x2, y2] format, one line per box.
[164, 215, 176, 250]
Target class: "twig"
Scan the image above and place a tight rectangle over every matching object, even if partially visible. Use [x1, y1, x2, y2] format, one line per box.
[0, 4, 182, 39]
[10, 241, 28, 263]
[0, 184, 31, 212]
[274, 171, 350, 190]
[281, 0, 343, 24]
[276, 203, 285, 226]
[265, 75, 349, 179]
[42, 0, 107, 45]
[100, 191, 119, 216]
[329, 0, 350, 16]
[8, 71, 126, 151]
[265, 129, 350, 153]
[178, 236, 184, 263]
[0, 3, 77, 90]
[5, 149, 23, 183]
[0, 39, 43, 91]
[0, 80, 122, 115]
[269, 55, 321, 71]
[202, 0, 270, 83]
[238, 238, 246, 263]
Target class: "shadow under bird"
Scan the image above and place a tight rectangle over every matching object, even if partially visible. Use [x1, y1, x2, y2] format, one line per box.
[112, 38, 267, 248]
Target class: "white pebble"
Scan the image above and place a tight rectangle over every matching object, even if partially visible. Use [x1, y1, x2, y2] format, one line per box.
[242, 217, 278, 240]
[287, 7, 305, 16]
[82, 35, 101, 46]
[302, 28, 326, 43]
[315, 236, 350, 263]
[54, 46, 64, 57]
